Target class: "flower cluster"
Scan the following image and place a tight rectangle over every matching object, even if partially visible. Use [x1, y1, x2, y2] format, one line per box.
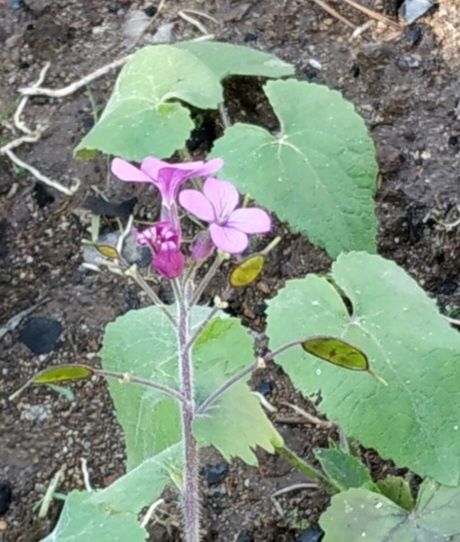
[112, 157, 271, 279]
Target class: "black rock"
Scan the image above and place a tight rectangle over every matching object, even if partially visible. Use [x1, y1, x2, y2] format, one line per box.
[20, 317, 63, 354]
[236, 530, 254, 542]
[143, 4, 157, 17]
[305, 65, 319, 81]
[448, 135, 458, 147]
[255, 378, 273, 397]
[437, 280, 458, 296]
[82, 115, 94, 131]
[297, 526, 324, 542]
[0, 481, 12, 515]
[201, 462, 229, 485]
[404, 25, 423, 47]
[244, 32, 257, 42]
[33, 182, 55, 208]
[85, 195, 138, 218]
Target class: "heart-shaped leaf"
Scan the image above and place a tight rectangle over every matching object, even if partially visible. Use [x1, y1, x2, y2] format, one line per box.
[211, 80, 378, 257]
[267, 252, 460, 485]
[321, 480, 460, 541]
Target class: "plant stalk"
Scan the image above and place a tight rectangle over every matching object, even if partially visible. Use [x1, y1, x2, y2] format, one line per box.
[176, 281, 201, 542]
[275, 443, 339, 494]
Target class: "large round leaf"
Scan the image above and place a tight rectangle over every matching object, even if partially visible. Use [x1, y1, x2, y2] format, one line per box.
[211, 80, 378, 257]
[321, 481, 460, 541]
[266, 252, 460, 485]
[75, 45, 219, 161]
[75, 43, 294, 161]
[102, 307, 280, 468]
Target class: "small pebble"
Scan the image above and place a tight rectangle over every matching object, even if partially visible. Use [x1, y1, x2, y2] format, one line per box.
[404, 25, 423, 47]
[143, 4, 157, 17]
[297, 526, 324, 542]
[236, 530, 254, 542]
[244, 32, 257, 42]
[201, 462, 229, 485]
[308, 58, 322, 70]
[448, 135, 458, 147]
[255, 379, 273, 397]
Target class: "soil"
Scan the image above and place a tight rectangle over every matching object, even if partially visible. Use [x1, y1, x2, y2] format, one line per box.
[0, 1, 459, 541]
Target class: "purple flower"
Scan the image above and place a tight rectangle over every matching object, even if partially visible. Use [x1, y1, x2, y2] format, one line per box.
[111, 157, 223, 230]
[135, 222, 185, 279]
[179, 177, 271, 254]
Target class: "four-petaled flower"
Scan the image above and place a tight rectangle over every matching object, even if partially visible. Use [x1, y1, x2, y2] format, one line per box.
[111, 157, 223, 232]
[135, 222, 185, 279]
[179, 177, 271, 254]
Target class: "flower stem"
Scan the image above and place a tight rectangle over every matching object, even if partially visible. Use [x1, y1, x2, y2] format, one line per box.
[177, 282, 201, 542]
[123, 263, 176, 327]
[274, 443, 339, 494]
[93, 369, 185, 403]
[190, 253, 224, 306]
[196, 361, 258, 415]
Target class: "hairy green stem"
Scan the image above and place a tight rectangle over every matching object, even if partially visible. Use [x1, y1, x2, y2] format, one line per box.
[93, 369, 185, 403]
[275, 444, 339, 494]
[190, 253, 223, 306]
[176, 280, 201, 542]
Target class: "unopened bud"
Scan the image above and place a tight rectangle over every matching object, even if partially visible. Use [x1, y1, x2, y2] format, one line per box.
[256, 357, 266, 369]
[213, 295, 228, 310]
[124, 264, 138, 278]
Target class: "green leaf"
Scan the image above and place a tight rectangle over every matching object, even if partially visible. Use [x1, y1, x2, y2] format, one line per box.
[46, 384, 75, 402]
[211, 79, 377, 257]
[75, 45, 217, 161]
[194, 383, 281, 465]
[175, 41, 294, 79]
[75, 43, 293, 161]
[266, 252, 460, 485]
[91, 443, 182, 514]
[321, 480, 460, 542]
[314, 448, 378, 492]
[41, 491, 146, 542]
[193, 317, 282, 464]
[302, 337, 369, 371]
[102, 308, 280, 468]
[101, 305, 207, 469]
[377, 475, 415, 511]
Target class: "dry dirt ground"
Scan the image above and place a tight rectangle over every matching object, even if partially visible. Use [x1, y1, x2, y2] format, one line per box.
[0, 0, 459, 541]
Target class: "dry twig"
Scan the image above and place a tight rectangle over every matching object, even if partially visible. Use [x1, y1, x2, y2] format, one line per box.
[2, 63, 81, 195]
[310, 0, 357, 29]
[280, 402, 333, 429]
[342, 0, 403, 30]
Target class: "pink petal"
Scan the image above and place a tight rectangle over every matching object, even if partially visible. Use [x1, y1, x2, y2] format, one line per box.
[204, 178, 239, 221]
[193, 158, 224, 177]
[140, 157, 168, 178]
[111, 158, 152, 183]
[226, 208, 272, 234]
[209, 224, 248, 254]
[154, 249, 185, 279]
[179, 189, 215, 221]
[141, 157, 223, 179]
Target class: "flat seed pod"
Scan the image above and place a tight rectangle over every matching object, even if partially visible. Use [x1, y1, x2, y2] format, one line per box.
[230, 255, 265, 288]
[10, 364, 94, 400]
[95, 244, 120, 260]
[301, 337, 368, 371]
[33, 365, 94, 384]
